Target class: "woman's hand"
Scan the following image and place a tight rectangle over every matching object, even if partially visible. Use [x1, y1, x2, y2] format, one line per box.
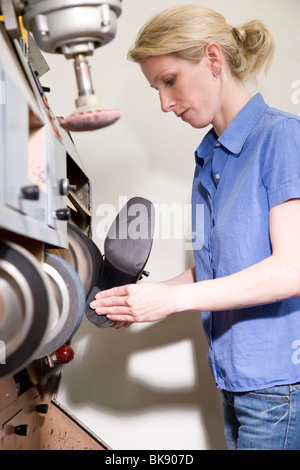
[89, 282, 181, 325]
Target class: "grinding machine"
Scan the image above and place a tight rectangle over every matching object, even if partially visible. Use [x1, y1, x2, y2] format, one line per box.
[0, 0, 133, 450]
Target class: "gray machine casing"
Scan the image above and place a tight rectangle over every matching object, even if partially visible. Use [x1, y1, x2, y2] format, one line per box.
[0, 0, 123, 449]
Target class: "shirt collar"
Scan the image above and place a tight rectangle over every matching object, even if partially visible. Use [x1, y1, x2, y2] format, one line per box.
[195, 93, 269, 164]
[218, 93, 268, 154]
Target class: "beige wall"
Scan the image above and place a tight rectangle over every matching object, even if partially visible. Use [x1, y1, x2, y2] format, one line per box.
[43, 0, 300, 450]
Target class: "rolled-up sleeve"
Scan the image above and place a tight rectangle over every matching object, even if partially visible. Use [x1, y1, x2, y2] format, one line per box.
[262, 118, 300, 209]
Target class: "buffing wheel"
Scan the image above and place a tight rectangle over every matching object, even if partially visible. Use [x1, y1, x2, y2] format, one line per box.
[47, 225, 104, 297]
[0, 240, 51, 378]
[60, 108, 121, 132]
[34, 253, 86, 359]
[67, 223, 104, 297]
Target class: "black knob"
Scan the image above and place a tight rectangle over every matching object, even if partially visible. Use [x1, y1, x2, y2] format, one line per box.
[36, 404, 48, 414]
[14, 424, 28, 436]
[21, 185, 39, 200]
[55, 208, 70, 220]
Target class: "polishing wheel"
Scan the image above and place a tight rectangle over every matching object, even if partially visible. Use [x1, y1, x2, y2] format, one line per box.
[60, 107, 121, 132]
[34, 252, 86, 359]
[22, 1, 123, 132]
[47, 224, 104, 298]
[59, 54, 121, 132]
[0, 240, 51, 378]
[67, 224, 104, 297]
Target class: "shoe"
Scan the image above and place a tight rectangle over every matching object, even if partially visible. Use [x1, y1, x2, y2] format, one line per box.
[85, 197, 155, 328]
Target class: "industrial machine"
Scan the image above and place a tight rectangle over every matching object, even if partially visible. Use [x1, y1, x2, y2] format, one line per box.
[0, 0, 125, 449]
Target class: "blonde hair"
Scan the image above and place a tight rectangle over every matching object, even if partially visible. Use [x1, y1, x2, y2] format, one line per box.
[128, 4, 274, 81]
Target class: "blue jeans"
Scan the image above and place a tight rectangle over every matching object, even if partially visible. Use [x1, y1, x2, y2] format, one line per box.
[222, 383, 300, 450]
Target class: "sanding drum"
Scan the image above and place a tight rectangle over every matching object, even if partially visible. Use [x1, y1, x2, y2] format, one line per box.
[0, 241, 52, 378]
[0, 230, 101, 378]
[23, 0, 123, 131]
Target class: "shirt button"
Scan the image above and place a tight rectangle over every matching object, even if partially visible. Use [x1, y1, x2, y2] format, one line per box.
[215, 142, 221, 148]
[215, 173, 220, 180]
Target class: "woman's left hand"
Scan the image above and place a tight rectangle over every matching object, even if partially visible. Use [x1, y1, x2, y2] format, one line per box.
[89, 282, 180, 325]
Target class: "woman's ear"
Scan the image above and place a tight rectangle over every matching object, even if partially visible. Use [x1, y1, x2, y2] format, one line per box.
[205, 43, 223, 79]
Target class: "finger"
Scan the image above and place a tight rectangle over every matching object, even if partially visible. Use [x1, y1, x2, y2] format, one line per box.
[95, 285, 129, 299]
[106, 314, 134, 323]
[90, 295, 127, 310]
[111, 321, 125, 329]
[93, 295, 129, 308]
[95, 307, 133, 317]
[111, 320, 132, 329]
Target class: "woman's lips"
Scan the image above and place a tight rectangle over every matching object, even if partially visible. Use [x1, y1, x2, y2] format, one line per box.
[177, 109, 188, 120]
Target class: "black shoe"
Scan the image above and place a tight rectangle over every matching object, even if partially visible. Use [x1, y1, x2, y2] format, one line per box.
[85, 197, 155, 328]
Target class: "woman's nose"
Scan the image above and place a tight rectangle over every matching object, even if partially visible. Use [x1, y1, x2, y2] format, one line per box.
[159, 92, 176, 113]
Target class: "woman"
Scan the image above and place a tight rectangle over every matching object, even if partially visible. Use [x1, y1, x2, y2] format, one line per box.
[90, 5, 300, 450]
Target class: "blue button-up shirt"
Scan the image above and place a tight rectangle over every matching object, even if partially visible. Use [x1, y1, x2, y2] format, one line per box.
[192, 93, 300, 392]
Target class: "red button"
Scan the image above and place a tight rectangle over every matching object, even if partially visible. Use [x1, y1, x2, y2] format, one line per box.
[56, 345, 74, 364]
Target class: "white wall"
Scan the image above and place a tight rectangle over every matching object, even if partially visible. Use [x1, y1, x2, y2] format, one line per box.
[42, 0, 300, 450]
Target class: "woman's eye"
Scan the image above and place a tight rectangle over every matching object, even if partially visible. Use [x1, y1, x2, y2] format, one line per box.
[165, 77, 176, 87]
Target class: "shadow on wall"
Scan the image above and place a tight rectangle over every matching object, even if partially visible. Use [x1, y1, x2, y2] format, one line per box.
[61, 309, 227, 450]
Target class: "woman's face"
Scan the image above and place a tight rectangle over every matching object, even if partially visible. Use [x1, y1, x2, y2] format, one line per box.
[141, 53, 222, 129]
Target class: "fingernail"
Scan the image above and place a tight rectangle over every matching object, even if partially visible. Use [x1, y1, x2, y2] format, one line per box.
[90, 301, 96, 308]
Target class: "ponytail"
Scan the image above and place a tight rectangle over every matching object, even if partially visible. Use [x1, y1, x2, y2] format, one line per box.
[230, 20, 274, 80]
